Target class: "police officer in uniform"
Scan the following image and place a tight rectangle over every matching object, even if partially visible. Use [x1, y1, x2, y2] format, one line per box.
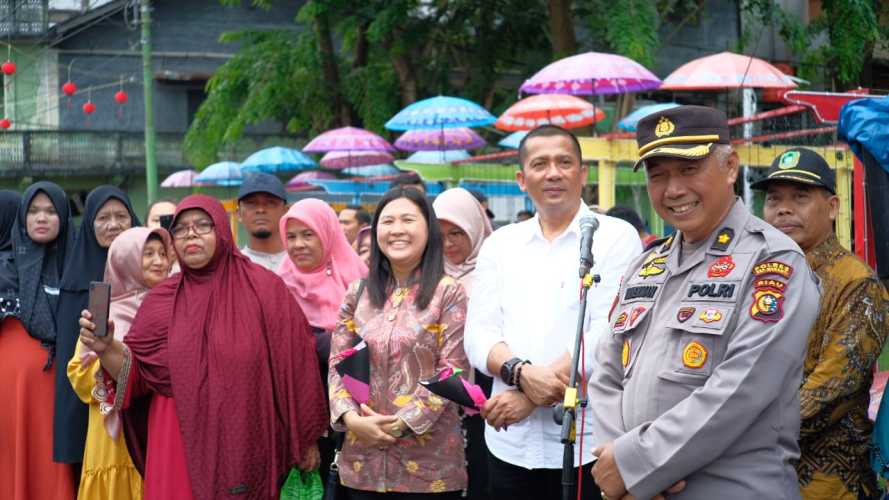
[589, 106, 821, 499]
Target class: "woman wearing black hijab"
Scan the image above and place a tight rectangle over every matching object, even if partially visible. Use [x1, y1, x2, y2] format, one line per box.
[53, 185, 140, 465]
[0, 183, 77, 499]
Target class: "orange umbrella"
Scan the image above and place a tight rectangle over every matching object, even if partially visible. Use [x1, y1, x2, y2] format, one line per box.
[495, 94, 606, 131]
[660, 51, 797, 90]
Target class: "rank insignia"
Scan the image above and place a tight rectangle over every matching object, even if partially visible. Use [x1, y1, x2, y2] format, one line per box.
[682, 341, 708, 369]
[628, 305, 647, 328]
[707, 255, 736, 278]
[638, 254, 667, 278]
[622, 339, 630, 368]
[710, 228, 734, 252]
[614, 311, 628, 331]
[752, 261, 793, 279]
[699, 308, 723, 323]
[677, 306, 695, 323]
[750, 285, 785, 323]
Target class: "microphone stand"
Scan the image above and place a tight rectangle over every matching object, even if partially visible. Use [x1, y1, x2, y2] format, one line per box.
[554, 257, 599, 500]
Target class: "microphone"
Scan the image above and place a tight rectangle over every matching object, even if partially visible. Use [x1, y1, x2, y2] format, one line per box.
[578, 215, 599, 278]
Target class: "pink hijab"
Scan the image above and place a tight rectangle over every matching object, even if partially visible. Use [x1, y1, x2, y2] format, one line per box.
[276, 199, 368, 331]
[432, 188, 493, 292]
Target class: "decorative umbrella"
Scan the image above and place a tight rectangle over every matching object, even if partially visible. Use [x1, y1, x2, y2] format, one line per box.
[286, 171, 335, 191]
[161, 169, 198, 188]
[520, 51, 661, 96]
[343, 164, 401, 177]
[618, 103, 681, 131]
[194, 161, 243, 186]
[304, 126, 395, 153]
[320, 150, 394, 169]
[384, 96, 496, 131]
[395, 127, 486, 151]
[498, 131, 528, 149]
[660, 51, 797, 90]
[241, 147, 317, 174]
[495, 94, 606, 131]
[405, 150, 471, 164]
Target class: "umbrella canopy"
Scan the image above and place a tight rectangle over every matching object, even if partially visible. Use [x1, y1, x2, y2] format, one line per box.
[385, 96, 496, 131]
[241, 146, 317, 174]
[395, 127, 487, 151]
[161, 169, 198, 188]
[498, 131, 528, 149]
[320, 150, 395, 169]
[342, 164, 401, 177]
[660, 51, 797, 90]
[406, 150, 471, 164]
[303, 126, 395, 153]
[618, 103, 681, 131]
[194, 161, 243, 186]
[520, 51, 661, 96]
[495, 94, 606, 131]
[286, 171, 335, 191]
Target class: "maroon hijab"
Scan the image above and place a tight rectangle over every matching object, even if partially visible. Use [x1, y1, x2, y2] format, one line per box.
[122, 195, 327, 499]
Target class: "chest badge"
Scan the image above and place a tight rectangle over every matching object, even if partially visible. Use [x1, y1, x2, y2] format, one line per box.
[677, 306, 695, 323]
[682, 341, 708, 369]
[614, 311, 628, 331]
[638, 253, 667, 278]
[707, 256, 736, 278]
[622, 339, 630, 368]
[628, 305, 647, 328]
[699, 308, 723, 323]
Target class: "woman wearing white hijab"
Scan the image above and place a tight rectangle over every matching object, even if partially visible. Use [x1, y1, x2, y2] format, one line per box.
[432, 188, 493, 295]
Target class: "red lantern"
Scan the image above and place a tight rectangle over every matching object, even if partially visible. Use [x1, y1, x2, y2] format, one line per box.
[1, 60, 15, 76]
[62, 81, 77, 96]
[0, 118, 11, 129]
[83, 102, 96, 114]
[114, 90, 128, 104]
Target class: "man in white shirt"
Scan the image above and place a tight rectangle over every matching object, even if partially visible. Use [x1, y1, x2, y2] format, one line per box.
[464, 125, 642, 500]
[237, 173, 289, 271]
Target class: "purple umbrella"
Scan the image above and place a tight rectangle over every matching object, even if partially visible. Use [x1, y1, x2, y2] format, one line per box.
[286, 171, 335, 191]
[395, 127, 487, 152]
[320, 150, 395, 169]
[303, 126, 395, 153]
[520, 51, 661, 96]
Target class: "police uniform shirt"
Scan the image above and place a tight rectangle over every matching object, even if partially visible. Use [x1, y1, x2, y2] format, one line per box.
[590, 198, 821, 499]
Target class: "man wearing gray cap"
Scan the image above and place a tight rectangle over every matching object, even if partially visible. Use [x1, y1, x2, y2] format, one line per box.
[237, 173, 289, 271]
[589, 105, 821, 499]
[754, 147, 889, 500]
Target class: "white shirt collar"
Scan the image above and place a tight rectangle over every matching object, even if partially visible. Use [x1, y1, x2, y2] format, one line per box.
[525, 200, 588, 244]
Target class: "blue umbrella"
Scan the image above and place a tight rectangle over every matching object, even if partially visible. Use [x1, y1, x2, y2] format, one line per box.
[618, 103, 681, 132]
[406, 150, 471, 164]
[343, 164, 401, 177]
[194, 161, 243, 186]
[241, 146, 317, 173]
[498, 131, 528, 149]
[385, 96, 496, 131]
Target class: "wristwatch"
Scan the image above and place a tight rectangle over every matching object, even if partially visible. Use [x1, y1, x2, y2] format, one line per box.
[500, 357, 523, 386]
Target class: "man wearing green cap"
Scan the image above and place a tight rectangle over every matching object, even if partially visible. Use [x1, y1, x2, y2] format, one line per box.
[589, 105, 821, 499]
[754, 147, 889, 500]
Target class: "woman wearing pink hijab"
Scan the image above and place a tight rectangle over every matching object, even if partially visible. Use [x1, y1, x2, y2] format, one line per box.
[432, 188, 493, 295]
[68, 227, 173, 500]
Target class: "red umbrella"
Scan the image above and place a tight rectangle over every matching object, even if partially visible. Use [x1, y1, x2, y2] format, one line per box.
[660, 51, 797, 90]
[495, 94, 606, 132]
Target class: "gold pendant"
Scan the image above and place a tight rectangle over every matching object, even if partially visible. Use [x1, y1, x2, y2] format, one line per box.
[391, 287, 408, 308]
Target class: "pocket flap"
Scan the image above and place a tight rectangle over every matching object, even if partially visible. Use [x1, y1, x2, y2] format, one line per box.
[657, 369, 708, 386]
[665, 303, 734, 335]
[611, 303, 652, 336]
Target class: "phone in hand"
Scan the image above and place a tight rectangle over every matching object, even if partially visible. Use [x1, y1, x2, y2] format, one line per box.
[88, 281, 112, 337]
[159, 214, 175, 232]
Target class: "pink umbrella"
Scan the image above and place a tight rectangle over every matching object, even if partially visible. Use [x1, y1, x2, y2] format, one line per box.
[286, 171, 335, 191]
[495, 94, 606, 131]
[160, 169, 198, 188]
[660, 52, 797, 90]
[395, 127, 486, 152]
[520, 51, 661, 95]
[303, 126, 395, 153]
[320, 150, 395, 169]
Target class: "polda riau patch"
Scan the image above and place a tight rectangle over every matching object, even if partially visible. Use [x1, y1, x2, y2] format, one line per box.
[750, 284, 785, 323]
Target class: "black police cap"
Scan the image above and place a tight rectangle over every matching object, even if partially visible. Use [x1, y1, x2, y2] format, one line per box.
[634, 105, 730, 171]
[751, 147, 836, 195]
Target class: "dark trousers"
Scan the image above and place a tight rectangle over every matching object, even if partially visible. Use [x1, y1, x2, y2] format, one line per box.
[343, 487, 462, 500]
[488, 451, 601, 500]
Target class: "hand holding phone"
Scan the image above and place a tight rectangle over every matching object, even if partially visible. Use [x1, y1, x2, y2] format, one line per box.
[88, 281, 111, 338]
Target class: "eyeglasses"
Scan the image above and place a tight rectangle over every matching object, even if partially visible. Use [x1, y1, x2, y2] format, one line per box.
[170, 220, 214, 239]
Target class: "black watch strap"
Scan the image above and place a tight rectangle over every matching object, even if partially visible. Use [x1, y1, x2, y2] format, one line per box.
[500, 357, 523, 386]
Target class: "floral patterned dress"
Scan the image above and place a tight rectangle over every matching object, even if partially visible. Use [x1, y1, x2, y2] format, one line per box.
[329, 276, 469, 494]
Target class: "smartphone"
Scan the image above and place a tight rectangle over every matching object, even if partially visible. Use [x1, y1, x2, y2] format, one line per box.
[159, 214, 175, 232]
[88, 281, 112, 338]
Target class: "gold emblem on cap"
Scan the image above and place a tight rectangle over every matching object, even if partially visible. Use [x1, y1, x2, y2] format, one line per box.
[654, 117, 675, 138]
[778, 150, 800, 170]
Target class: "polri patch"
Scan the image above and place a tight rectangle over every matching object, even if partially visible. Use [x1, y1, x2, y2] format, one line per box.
[707, 255, 736, 278]
[624, 285, 658, 301]
[687, 282, 736, 299]
[750, 283, 785, 323]
[682, 341, 708, 369]
[622, 339, 630, 368]
[710, 228, 735, 252]
[677, 306, 695, 323]
[752, 261, 793, 279]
